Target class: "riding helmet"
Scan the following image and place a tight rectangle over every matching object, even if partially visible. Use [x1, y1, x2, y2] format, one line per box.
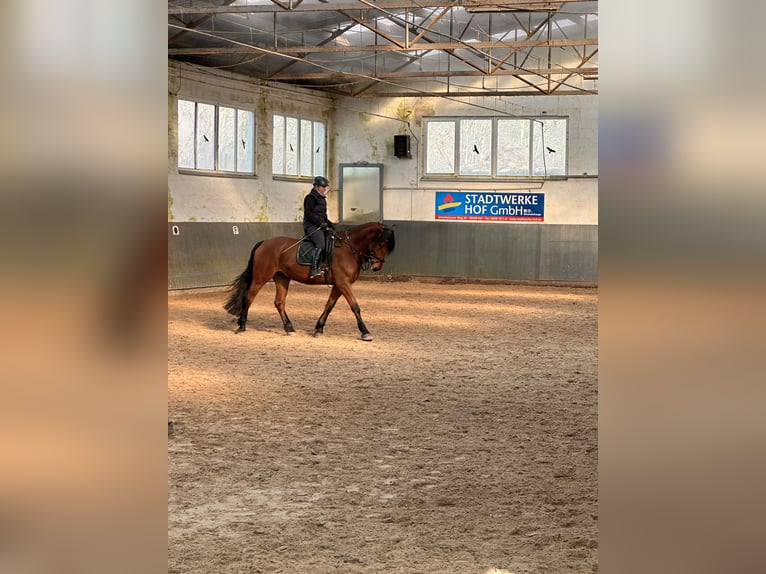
[313, 176, 329, 187]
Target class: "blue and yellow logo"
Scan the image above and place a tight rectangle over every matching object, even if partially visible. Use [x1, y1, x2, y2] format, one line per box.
[437, 193, 462, 212]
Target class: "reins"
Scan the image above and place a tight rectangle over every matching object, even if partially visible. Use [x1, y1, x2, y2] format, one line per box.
[276, 224, 388, 272]
[337, 230, 386, 270]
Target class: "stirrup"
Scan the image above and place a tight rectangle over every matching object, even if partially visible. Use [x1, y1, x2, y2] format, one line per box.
[310, 268, 323, 278]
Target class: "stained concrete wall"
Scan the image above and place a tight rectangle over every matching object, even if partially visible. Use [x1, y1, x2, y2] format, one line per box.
[168, 62, 339, 224]
[168, 221, 597, 290]
[168, 61, 598, 286]
[168, 222, 304, 290]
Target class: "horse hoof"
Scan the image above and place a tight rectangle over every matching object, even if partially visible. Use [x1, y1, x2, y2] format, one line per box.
[235, 327, 245, 334]
[361, 333, 373, 342]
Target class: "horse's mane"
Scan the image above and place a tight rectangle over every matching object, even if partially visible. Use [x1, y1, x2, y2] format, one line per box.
[347, 222, 396, 254]
[378, 226, 396, 253]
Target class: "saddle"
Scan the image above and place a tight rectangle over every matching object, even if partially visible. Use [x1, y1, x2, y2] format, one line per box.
[296, 231, 335, 266]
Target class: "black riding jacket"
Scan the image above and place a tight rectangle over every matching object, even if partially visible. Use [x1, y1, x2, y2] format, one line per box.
[303, 188, 331, 228]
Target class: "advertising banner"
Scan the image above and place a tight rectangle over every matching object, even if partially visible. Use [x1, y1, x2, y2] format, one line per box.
[435, 191, 544, 221]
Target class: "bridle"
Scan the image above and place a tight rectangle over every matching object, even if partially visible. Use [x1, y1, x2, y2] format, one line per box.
[337, 231, 388, 270]
[367, 251, 386, 264]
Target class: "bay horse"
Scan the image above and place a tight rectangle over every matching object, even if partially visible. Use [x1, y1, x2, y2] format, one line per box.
[223, 222, 396, 341]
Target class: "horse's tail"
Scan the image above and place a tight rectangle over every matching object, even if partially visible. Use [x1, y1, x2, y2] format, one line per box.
[223, 242, 263, 317]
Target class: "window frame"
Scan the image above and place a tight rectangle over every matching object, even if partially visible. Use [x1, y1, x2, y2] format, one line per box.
[176, 97, 256, 177]
[423, 115, 569, 181]
[272, 113, 327, 182]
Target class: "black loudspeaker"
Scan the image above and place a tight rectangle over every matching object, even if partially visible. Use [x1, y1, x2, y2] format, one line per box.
[394, 134, 411, 158]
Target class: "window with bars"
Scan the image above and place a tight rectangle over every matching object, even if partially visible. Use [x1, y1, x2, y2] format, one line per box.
[424, 116, 567, 179]
[272, 114, 326, 180]
[177, 98, 255, 175]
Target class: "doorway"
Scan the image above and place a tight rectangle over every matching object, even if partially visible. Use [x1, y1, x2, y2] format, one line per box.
[339, 163, 383, 223]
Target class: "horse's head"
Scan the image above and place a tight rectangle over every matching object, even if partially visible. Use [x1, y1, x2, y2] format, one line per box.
[343, 222, 397, 272]
[367, 224, 396, 272]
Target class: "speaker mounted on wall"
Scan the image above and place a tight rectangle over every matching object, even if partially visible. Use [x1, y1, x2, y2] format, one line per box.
[393, 134, 412, 159]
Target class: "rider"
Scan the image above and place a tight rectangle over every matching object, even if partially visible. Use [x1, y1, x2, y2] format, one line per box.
[302, 175, 335, 278]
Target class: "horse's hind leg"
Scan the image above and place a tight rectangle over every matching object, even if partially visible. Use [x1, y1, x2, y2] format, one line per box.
[236, 279, 268, 333]
[313, 286, 343, 337]
[273, 273, 295, 334]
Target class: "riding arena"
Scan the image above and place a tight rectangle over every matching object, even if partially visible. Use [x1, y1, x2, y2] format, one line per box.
[169, 264, 597, 573]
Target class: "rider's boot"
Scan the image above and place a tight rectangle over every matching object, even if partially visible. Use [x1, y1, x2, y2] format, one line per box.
[309, 247, 323, 278]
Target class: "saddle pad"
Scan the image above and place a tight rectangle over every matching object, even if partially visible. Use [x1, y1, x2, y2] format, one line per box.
[296, 234, 335, 266]
[297, 239, 314, 265]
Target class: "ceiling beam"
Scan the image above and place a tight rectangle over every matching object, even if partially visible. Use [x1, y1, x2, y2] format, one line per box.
[336, 9, 405, 48]
[168, 0, 238, 43]
[268, 0, 304, 10]
[266, 22, 357, 79]
[410, 6, 451, 45]
[549, 48, 597, 93]
[168, 1, 596, 16]
[168, 38, 597, 56]
[351, 88, 597, 97]
[267, 66, 598, 81]
[465, 3, 563, 11]
[490, 16, 548, 73]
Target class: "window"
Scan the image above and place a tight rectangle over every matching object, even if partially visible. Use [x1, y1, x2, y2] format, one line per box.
[272, 114, 326, 179]
[424, 116, 567, 179]
[177, 98, 255, 174]
[425, 121, 455, 174]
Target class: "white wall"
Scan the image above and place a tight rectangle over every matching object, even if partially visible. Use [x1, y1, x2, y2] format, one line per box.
[331, 95, 598, 225]
[168, 61, 597, 225]
[168, 61, 336, 223]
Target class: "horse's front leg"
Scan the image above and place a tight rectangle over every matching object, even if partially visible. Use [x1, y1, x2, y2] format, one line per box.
[335, 284, 372, 341]
[313, 286, 342, 337]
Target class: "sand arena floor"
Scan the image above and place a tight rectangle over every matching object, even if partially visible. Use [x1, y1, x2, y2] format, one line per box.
[168, 279, 598, 573]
